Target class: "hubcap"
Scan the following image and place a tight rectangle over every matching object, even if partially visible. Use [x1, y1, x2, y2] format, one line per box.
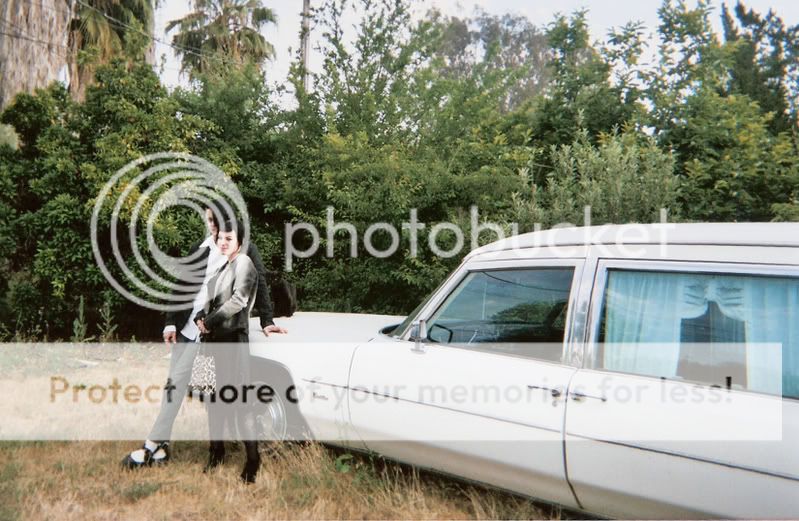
[253, 380, 288, 441]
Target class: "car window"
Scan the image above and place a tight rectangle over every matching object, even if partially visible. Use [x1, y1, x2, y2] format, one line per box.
[426, 268, 575, 362]
[596, 268, 799, 399]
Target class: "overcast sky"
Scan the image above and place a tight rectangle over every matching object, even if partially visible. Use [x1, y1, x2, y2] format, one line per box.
[154, 0, 799, 97]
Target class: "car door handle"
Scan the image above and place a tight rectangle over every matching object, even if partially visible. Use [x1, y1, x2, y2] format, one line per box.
[570, 391, 607, 402]
[527, 385, 563, 398]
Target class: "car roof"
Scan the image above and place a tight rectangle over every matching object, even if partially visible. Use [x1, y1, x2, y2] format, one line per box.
[467, 222, 799, 259]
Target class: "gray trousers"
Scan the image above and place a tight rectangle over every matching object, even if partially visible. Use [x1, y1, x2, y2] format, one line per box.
[147, 332, 199, 442]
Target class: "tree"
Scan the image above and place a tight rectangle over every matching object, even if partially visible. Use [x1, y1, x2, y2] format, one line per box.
[651, 0, 799, 221]
[722, 1, 799, 134]
[431, 9, 551, 112]
[166, 0, 277, 80]
[69, 0, 157, 100]
[649, 0, 730, 129]
[530, 10, 643, 156]
[0, 0, 75, 109]
[310, 0, 439, 144]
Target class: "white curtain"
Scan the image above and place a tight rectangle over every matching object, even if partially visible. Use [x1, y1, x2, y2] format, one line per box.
[602, 270, 799, 397]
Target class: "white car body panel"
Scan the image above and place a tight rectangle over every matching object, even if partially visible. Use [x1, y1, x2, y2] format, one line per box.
[249, 312, 403, 448]
[349, 334, 581, 508]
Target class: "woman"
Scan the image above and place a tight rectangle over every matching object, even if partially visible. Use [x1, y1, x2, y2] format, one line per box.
[194, 218, 261, 483]
[120, 203, 285, 471]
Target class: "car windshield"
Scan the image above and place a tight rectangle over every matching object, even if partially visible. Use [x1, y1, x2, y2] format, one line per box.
[390, 274, 453, 338]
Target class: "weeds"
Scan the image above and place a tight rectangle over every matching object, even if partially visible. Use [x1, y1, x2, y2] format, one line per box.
[71, 297, 95, 343]
[0, 441, 562, 520]
[121, 482, 162, 503]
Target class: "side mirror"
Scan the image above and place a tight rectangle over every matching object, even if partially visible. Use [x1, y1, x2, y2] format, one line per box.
[410, 319, 427, 354]
[380, 323, 400, 335]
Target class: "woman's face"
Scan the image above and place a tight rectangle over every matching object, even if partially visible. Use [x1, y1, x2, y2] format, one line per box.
[217, 230, 240, 259]
[204, 209, 218, 237]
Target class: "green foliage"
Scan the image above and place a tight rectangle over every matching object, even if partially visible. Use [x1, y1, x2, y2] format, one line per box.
[312, 0, 437, 143]
[334, 453, 354, 473]
[512, 129, 678, 229]
[649, 0, 799, 222]
[771, 202, 799, 222]
[282, 133, 519, 313]
[6, 271, 45, 339]
[73, 0, 156, 62]
[665, 88, 798, 221]
[173, 64, 274, 159]
[531, 10, 639, 150]
[0, 84, 72, 156]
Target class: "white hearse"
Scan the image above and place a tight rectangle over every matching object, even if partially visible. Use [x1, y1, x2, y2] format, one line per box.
[249, 223, 799, 519]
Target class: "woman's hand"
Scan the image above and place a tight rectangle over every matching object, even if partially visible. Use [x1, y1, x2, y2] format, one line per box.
[263, 324, 288, 336]
[196, 319, 210, 334]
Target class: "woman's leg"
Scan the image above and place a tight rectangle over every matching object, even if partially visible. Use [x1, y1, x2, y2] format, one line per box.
[240, 440, 260, 483]
[205, 393, 226, 471]
[148, 333, 199, 441]
[206, 341, 234, 471]
[233, 330, 260, 483]
[123, 333, 195, 467]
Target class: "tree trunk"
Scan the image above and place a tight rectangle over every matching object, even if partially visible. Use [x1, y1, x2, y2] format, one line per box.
[0, 0, 75, 108]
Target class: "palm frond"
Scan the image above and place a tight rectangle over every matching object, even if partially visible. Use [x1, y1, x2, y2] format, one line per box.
[251, 7, 277, 27]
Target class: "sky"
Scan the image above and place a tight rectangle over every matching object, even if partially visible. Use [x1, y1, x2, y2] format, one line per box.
[153, 0, 799, 96]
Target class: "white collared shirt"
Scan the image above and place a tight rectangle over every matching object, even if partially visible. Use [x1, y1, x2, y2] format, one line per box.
[162, 236, 227, 342]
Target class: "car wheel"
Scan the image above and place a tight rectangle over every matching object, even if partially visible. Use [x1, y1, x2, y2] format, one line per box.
[250, 361, 312, 448]
[251, 376, 289, 441]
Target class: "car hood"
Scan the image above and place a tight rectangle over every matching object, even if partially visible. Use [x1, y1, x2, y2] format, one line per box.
[249, 311, 406, 344]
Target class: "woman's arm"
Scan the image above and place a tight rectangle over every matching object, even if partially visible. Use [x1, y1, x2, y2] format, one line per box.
[204, 256, 257, 331]
[247, 243, 275, 328]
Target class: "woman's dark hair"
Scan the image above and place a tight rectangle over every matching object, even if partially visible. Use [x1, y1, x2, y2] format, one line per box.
[205, 200, 235, 230]
[218, 218, 245, 246]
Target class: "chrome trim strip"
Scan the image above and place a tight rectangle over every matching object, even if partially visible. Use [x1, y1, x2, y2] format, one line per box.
[302, 378, 563, 434]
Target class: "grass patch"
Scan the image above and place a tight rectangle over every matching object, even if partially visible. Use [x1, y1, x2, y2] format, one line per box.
[121, 482, 162, 503]
[0, 461, 22, 521]
[0, 441, 571, 519]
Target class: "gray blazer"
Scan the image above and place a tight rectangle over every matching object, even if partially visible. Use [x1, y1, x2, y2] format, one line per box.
[195, 253, 258, 336]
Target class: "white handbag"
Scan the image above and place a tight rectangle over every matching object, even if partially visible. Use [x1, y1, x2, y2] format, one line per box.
[188, 345, 216, 397]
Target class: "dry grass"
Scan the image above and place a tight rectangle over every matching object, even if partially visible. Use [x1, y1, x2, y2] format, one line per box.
[0, 441, 564, 520]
